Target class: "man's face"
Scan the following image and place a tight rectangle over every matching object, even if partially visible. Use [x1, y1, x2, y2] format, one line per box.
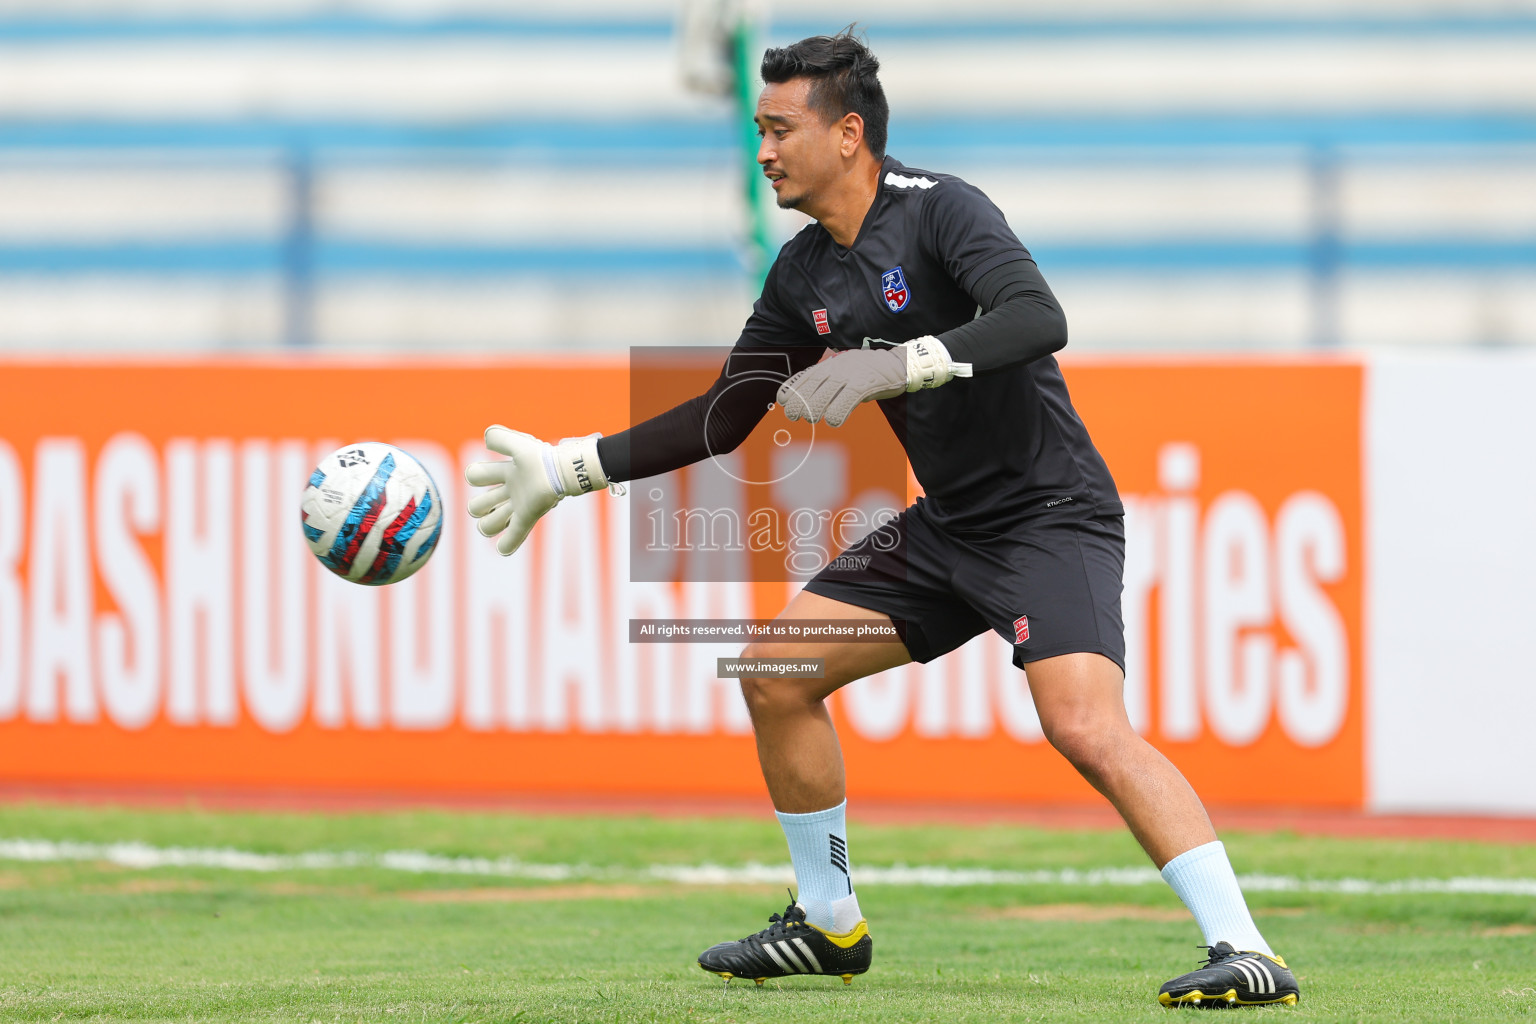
[755, 78, 847, 212]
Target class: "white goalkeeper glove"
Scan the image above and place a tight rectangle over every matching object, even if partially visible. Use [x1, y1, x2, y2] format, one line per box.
[465, 426, 615, 556]
[777, 336, 972, 427]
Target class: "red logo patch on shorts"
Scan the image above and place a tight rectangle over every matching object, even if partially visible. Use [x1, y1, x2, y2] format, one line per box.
[812, 309, 831, 335]
[1013, 615, 1030, 644]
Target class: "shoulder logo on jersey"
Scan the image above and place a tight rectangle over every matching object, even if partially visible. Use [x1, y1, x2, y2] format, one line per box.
[1013, 615, 1030, 644]
[812, 308, 831, 335]
[881, 267, 911, 312]
[885, 171, 937, 190]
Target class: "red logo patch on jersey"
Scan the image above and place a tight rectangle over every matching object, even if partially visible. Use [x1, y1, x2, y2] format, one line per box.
[1013, 615, 1030, 644]
[812, 309, 831, 335]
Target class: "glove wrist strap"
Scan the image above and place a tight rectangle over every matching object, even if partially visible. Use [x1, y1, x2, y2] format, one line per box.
[552, 434, 609, 495]
[903, 336, 973, 392]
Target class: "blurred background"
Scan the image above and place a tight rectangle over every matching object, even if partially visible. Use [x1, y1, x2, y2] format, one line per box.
[0, 0, 1532, 355]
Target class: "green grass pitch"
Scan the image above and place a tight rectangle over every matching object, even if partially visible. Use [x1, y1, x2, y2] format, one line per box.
[0, 802, 1533, 1022]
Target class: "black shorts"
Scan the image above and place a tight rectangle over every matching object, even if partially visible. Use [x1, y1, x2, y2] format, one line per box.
[804, 500, 1126, 671]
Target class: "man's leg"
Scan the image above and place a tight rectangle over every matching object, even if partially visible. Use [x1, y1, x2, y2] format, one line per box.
[738, 588, 910, 933]
[1025, 651, 1272, 956]
[695, 590, 909, 982]
[737, 590, 911, 814]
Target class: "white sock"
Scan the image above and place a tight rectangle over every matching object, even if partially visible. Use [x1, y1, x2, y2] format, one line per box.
[775, 801, 864, 934]
[1160, 840, 1273, 956]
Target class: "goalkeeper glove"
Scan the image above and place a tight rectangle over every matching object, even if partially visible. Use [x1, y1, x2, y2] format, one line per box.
[776, 336, 972, 427]
[465, 426, 615, 556]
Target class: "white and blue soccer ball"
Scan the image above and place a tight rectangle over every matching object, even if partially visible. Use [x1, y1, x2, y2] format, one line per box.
[300, 442, 443, 585]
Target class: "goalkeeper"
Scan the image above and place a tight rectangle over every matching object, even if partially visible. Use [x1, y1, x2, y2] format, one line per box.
[466, 31, 1298, 1009]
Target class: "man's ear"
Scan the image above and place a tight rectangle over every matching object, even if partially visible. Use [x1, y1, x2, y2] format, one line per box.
[839, 113, 866, 158]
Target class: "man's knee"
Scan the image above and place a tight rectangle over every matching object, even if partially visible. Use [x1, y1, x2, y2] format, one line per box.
[737, 642, 816, 715]
[1041, 710, 1130, 776]
[1028, 654, 1137, 774]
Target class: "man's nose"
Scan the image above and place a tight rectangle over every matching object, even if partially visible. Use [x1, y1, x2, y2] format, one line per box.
[756, 135, 774, 166]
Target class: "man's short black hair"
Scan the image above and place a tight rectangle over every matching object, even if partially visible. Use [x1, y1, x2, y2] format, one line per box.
[760, 30, 889, 160]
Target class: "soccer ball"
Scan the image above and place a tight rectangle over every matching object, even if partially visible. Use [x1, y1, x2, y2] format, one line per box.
[300, 442, 443, 585]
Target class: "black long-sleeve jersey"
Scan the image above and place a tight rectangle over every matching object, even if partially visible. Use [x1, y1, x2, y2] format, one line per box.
[597, 156, 1122, 534]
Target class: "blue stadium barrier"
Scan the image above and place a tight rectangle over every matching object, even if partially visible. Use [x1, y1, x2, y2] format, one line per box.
[0, 13, 1533, 41]
[4, 114, 1536, 153]
[2, 239, 1531, 278]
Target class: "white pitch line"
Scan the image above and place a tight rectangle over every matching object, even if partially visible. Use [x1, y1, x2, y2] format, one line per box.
[1, 838, 1534, 897]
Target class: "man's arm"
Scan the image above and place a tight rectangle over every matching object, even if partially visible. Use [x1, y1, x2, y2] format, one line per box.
[466, 252, 821, 555]
[936, 258, 1068, 373]
[772, 258, 1065, 428]
[465, 342, 821, 555]
[597, 344, 823, 483]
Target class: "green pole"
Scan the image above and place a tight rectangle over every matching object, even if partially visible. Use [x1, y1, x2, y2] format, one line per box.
[729, 17, 773, 292]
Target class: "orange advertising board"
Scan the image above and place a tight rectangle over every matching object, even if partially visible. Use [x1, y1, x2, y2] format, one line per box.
[0, 358, 1362, 807]
[833, 360, 1364, 808]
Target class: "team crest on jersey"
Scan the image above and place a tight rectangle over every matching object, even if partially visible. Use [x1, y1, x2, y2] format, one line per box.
[881, 266, 911, 312]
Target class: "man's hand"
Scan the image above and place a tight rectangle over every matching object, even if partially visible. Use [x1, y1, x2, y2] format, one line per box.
[465, 426, 608, 556]
[776, 337, 973, 427]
